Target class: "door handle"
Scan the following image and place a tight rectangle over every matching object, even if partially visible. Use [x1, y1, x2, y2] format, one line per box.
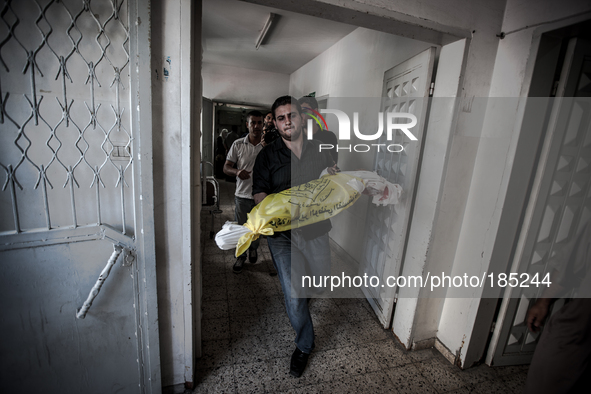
[76, 244, 124, 319]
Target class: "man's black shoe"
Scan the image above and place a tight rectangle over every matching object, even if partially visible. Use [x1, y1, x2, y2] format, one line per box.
[233, 256, 246, 274]
[248, 249, 258, 264]
[289, 347, 309, 378]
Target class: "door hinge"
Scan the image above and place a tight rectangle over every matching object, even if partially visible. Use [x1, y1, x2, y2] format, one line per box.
[429, 82, 435, 97]
[551, 80, 559, 97]
[490, 321, 496, 333]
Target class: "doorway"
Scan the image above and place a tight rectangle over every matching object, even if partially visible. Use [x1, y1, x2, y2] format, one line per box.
[197, 0, 470, 379]
[487, 21, 591, 367]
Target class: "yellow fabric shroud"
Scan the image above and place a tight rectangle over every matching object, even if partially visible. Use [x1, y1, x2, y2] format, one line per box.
[236, 172, 363, 257]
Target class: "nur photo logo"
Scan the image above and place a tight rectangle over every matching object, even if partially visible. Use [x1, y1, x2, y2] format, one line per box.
[303, 108, 419, 153]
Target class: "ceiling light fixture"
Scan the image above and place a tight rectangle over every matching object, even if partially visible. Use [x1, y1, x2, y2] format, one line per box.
[255, 13, 276, 50]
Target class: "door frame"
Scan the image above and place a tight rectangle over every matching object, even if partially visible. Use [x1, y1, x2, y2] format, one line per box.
[463, 15, 591, 368]
[194, 1, 591, 369]
[484, 21, 591, 366]
[179, 0, 202, 388]
[130, 1, 162, 390]
[200, 0, 472, 352]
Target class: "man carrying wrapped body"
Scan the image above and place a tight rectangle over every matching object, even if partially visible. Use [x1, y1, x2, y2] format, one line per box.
[215, 96, 400, 379]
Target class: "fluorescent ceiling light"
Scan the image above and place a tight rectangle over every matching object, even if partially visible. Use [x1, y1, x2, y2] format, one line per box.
[255, 13, 276, 50]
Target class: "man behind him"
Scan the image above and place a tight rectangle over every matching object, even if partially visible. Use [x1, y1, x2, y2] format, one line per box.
[224, 126, 240, 152]
[214, 129, 228, 179]
[263, 110, 274, 131]
[262, 110, 280, 147]
[223, 110, 264, 273]
[298, 96, 338, 165]
[253, 96, 338, 378]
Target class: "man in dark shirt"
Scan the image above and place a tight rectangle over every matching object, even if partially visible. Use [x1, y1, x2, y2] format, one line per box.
[253, 96, 337, 378]
[263, 110, 274, 131]
[261, 110, 280, 147]
[299, 96, 339, 165]
[224, 126, 240, 152]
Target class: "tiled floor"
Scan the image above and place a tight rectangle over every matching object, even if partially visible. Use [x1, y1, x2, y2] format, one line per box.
[195, 179, 528, 393]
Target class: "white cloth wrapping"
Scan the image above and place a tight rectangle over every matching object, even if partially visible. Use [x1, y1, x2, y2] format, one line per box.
[350, 171, 402, 206]
[320, 169, 402, 206]
[215, 221, 252, 250]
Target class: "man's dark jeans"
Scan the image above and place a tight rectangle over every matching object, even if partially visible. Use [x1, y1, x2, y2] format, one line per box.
[267, 230, 331, 354]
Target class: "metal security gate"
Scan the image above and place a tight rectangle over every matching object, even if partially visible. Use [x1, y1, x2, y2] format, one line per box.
[0, 0, 134, 233]
[0, 0, 160, 392]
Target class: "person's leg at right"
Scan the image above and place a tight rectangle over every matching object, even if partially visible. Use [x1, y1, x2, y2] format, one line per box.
[525, 299, 591, 393]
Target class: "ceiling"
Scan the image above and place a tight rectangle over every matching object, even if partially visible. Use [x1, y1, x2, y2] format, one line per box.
[202, 0, 358, 75]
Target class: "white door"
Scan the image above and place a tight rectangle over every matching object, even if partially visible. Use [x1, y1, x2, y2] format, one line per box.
[361, 47, 436, 328]
[487, 37, 591, 366]
[0, 1, 160, 392]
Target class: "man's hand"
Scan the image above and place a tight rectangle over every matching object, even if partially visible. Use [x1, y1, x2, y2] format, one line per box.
[526, 298, 551, 333]
[237, 169, 251, 180]
[327, 164, 340, 175]
[254, 192, 268, 205]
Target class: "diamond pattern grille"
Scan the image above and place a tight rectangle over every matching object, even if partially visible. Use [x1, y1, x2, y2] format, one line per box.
[0, 0, 131, 235]
[504, 98, 591, 356]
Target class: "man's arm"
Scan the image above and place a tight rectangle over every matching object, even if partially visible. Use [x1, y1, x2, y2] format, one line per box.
[223, 160, 251, 179]
[252, 150, 271, 203]
[526, 299, 552, 333]
[526, 224, 591, 332]
[253, 192, 268, 205]
[224, 142, 251, 179]
[322, 143, 339, 175]
[526, 269, 564, 333]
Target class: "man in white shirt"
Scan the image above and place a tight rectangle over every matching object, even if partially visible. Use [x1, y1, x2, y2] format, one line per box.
[223, 110, 264, 273]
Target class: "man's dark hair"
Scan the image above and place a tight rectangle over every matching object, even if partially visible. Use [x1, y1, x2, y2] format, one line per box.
[298, 96, 318, 110]
[271, 95, 302, 119]
[265, 111, 273, 117]
[246, 110, 263, 122]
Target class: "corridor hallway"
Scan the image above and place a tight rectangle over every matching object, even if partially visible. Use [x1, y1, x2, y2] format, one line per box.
[196, 180, 528, 393]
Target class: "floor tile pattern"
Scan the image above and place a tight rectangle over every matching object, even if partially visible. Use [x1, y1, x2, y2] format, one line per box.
[192, 179, 528, 393]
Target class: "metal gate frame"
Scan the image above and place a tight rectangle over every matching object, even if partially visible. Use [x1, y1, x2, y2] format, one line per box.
[0, 0, 161, 391]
